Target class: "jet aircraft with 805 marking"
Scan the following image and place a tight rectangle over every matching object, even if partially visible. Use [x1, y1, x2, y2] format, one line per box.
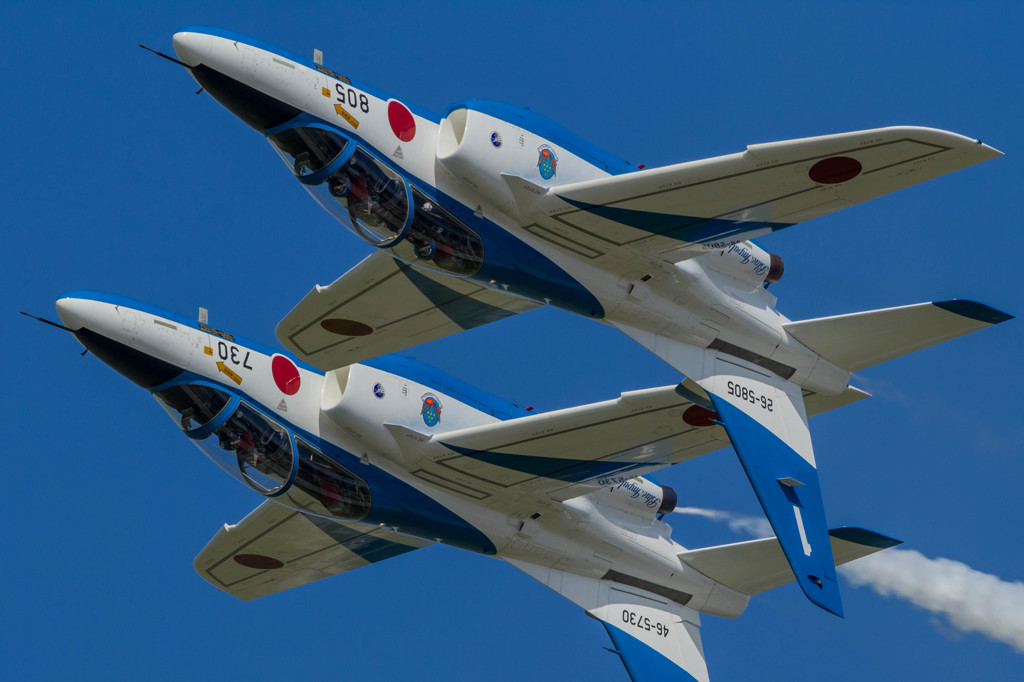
[129, 25, 1011, 679]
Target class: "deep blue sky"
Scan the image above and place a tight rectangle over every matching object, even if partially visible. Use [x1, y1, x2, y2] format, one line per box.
[4, 2, 1023, 680]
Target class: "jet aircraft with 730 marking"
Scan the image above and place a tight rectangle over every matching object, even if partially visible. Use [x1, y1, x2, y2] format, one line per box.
[52, 290, 905, 682]
[122, 25, 1014, 680]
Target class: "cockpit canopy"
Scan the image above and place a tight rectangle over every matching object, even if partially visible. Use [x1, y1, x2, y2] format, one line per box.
[267, 126, 349, 177]
[153, 382, 370, 521]
[265, 124, 485, 276]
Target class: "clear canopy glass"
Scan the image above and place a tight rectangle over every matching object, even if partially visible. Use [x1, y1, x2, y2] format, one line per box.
[305, 147, 411, 246]
[390, 187, 485, 276]
[270, 125, 484, 276]
[274, 439, 372, 520]
[154, 383, 370, 513]
[154, 383, 232, 432]
[194, 402, 295, 495]
[267, 126, 349, 177]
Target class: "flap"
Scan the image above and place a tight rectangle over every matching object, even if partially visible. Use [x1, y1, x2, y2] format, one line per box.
[522, 126, 999, 264]
[276, 252, 539, 371]
[194, 499, 431, 601]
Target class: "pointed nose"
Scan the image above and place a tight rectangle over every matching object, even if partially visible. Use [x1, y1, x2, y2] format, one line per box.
[170, 27, 301, 131]
[55, 293, 183, 389]
[56, 295, 95, 331]
[172, 30, 211, 67]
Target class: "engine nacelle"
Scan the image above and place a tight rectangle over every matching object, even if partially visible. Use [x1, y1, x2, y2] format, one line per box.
[590, 477, 677, 522]
[701, 241, 784, 291]
[436, 101, 618, 216]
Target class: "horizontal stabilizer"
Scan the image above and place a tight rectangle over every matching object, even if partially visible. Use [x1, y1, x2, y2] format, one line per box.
[785, 299, 1012, 373]
[680, 527, 901, 598]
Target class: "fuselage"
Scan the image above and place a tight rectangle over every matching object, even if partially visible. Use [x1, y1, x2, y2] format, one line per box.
[56, 291, 749, 618]
[170, 27, 851, 397]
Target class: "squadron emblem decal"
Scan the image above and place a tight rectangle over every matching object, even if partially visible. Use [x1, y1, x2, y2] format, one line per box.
[420, 393, 443, 427]
[537, 145, 558, 179]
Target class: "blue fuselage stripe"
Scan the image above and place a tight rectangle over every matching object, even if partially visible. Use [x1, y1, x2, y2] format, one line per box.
[307, 515, 423, 563]
[557, 196, 793, 246]
[440, 442, 648, 484]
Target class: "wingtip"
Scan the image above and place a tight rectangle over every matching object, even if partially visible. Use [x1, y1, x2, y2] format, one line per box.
[829, 526, 902, 549]
[974, 139, 1003, 158]
[933, 299, 1014, 324]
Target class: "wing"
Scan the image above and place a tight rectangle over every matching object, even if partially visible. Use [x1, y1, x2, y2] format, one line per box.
[509, 559, 710, 682]
[511, 126, 999, 264]
[194, 499, 432, 601]
[385, 381, 866, 509]
[276, 252, 540, 371]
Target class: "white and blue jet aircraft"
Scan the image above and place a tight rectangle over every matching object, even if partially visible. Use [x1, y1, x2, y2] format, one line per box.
[53, 290, 913, 682]
[162, 25, 1011, 615]
[84, 25, 1010, 679]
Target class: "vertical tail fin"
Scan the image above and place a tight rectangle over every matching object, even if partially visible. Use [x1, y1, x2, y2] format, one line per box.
[700, 355, 843, 616]
[613, 323, 856, 616]
[508, 559, 709, 682]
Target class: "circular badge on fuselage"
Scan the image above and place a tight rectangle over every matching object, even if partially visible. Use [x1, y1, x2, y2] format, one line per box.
[420, 393, 443, 427]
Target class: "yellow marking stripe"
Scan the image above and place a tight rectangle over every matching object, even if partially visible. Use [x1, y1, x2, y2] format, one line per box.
[216, 361, 242, 385]
[334, 103, 359, 129]
[317, 65, 349, 83]
[321, 87, 330, 97]
[199, 322, 234, 341]
[204, 346, 213, 356]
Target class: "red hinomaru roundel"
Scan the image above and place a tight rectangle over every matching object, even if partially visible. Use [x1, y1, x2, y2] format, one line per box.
[271, 354, 301, 395]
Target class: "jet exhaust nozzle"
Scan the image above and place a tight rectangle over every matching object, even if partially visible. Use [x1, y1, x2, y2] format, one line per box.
[766, 253, 785, 284]
[658, 485, 678, 515]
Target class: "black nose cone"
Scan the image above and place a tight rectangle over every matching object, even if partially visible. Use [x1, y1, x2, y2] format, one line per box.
[192, 64, 302, 131]
[76, 329, 183, 388]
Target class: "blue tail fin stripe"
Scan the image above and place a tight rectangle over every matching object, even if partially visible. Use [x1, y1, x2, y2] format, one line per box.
[709, 394, 843, 617]
[602, 623, 699, 682]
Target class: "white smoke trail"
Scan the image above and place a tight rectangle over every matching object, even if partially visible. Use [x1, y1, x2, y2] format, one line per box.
[673, 506, 774, 538]
[839, 549, 1024, 653]
[674, 506, 1024, 653]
